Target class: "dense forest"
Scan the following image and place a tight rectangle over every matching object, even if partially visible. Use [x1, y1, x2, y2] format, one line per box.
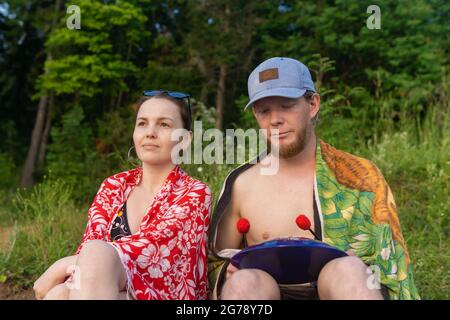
[0, 0, 448, 299]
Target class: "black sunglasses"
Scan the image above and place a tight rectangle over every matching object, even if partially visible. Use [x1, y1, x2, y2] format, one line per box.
[143, 90, 192, 130]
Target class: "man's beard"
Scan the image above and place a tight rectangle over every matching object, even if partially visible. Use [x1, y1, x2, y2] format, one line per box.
[267, 123, 311, 159]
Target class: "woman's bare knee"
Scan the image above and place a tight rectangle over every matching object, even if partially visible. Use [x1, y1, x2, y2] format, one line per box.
[75, 240, 127, 291]
[222, 269, 280, 300]
[43, 283, 70, 300]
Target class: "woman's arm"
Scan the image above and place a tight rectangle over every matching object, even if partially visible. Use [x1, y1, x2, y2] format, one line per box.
[76, 178, 112, 254]
[33, 255, 78, 300]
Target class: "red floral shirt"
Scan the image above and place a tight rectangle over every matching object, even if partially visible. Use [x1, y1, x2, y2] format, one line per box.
[76, 165, 211, 300]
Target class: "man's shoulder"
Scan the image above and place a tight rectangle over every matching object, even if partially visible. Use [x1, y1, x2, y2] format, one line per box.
[233, 163, 260, 193]
[319, 140, 376, 167]
[319, 140, 387, 192]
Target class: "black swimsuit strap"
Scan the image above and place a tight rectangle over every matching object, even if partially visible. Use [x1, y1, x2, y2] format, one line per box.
[312, 187, 322, 241]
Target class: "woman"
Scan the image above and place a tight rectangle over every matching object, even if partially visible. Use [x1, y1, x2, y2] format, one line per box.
[33, 91, 211, 300]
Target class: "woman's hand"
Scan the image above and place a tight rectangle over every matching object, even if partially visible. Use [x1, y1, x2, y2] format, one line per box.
[33, 255, 78, 300]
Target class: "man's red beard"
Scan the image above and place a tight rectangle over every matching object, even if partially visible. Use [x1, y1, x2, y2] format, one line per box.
[267, 122, 311, 159]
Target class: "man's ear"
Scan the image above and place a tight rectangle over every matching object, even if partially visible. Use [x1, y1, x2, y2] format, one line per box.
[251, 105, 257, 118]
[309, 94, 320, 119]
[251, 105, 261, 124]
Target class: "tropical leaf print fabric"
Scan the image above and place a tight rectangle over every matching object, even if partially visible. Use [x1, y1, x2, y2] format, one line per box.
[318, 141, 419, 299]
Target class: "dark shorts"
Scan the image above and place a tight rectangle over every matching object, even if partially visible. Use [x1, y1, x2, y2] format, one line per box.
[278, 283, 320, 300]
[278, 282, 390, 300]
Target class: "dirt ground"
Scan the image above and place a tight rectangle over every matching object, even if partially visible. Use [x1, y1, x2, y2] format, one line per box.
[0, 226, 13, 251]
[0, 283, 35, 300]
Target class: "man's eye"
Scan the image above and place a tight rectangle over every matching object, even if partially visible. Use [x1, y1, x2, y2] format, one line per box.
[137, 122, 146, 126]
[160, 122, 170, 127]
[259, 109, 268, 114]
[282, 105, 293, 109]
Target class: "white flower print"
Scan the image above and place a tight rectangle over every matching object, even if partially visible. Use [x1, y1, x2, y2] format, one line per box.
[136, 244, 171, 278]
[169, 254, 191, 282]
[381, 247, 391, 260]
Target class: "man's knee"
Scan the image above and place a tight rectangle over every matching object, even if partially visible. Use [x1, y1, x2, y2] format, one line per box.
[320, 256, 368, 281]
[222, 269, 280, 300]
[318, 256, 376, 299]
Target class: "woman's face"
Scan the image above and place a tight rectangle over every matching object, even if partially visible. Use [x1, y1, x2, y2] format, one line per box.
[133, 97, 185, 165]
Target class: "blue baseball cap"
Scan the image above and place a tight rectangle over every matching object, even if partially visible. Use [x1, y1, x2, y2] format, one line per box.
[244, 57, 316, 110]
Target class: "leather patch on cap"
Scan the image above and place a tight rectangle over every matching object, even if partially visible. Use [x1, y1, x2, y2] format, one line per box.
[259, 68, 279, 83]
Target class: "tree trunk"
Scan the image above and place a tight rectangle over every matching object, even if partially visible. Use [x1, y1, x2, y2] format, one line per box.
[214, 3, 230, 129]
[115, 42, 133, 110]
[20, 93, 48, 187]
[19, 0, 61, 187]
[37, 92, 53, 168]
[189, 50, 213, 105]
[215, 64, 227, 129]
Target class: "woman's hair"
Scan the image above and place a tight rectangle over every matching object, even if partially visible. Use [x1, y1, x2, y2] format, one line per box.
[135, 93, 191, 130]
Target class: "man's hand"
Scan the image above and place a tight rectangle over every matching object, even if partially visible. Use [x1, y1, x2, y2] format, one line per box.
[226, 263, 239, 280]
[33, 255, 77, 300]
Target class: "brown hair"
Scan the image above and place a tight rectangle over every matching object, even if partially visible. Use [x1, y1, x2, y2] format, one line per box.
[303, 90, 320, 126]
[135, 94, 191, 130]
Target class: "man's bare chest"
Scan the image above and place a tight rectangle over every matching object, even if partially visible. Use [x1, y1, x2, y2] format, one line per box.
[239, 179, 316, 245]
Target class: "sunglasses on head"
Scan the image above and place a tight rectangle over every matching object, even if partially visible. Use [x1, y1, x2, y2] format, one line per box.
[143, 90, 192, 130]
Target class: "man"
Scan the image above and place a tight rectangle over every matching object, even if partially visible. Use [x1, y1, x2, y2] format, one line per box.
[208, 57, 419, 300]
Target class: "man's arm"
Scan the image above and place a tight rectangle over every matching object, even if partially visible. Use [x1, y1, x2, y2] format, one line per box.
[215, 179, 243, 251]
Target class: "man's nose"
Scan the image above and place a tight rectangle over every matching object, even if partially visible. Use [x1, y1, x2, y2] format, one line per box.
[269, 109, 284, 127]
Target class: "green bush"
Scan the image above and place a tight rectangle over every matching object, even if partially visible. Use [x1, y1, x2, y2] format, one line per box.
[0, 178, 86, 286]
[46, 105, 101, 201]
[355, 100, 450, 299]
[0, 152, 17, 188]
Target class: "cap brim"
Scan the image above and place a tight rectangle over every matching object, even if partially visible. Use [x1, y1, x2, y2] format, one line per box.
[244, 88, 307, 110]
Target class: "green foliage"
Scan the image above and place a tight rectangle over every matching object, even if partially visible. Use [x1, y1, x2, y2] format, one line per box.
[0, 178, 86, 286]
[12, 178, 73, 222]
[0, 152, 17, 188]
[36, 0, 148, 98]
[46, 105, 99, 199]
[355, 97, 450, 299]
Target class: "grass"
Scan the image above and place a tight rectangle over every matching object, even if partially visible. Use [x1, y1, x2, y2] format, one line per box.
[358, 124, 450, 299]
[0, 104, 448, 299]
[350, 99, 450, 299]
[0, 179, 86, 287]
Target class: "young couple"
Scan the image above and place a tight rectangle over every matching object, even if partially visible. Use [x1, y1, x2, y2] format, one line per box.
[34, 57, 419, 300]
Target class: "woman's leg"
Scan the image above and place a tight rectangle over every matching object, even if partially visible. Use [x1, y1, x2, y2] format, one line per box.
[43, 283, 70, 300]
[69, 240, 128, 300]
